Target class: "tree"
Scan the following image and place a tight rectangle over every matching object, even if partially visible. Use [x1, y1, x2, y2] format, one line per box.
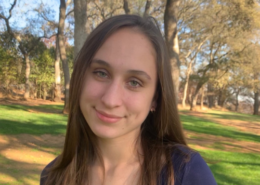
[58, 0, 71, 113]
[123, 0, 130, 14]
[74, 0, 88, 60]
[31, 45, 55, 100]
[176, 0, 260, 110]
[0, 0, 56, 99]
[143, 0, 151, 17]
[164, 0, 181, 101]
[35, 2, 73, 102]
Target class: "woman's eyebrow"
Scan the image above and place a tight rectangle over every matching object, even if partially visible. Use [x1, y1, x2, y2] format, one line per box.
[92, 58, 151, 80]
[92, 59, 111, 68]
[127, 70, 151, 80]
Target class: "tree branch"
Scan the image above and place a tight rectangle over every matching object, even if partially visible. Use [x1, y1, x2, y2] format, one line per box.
[65, 9, 74, 18]
[144, 0, 151, 17]
[66, 0, 72, 7]
[7, 0, 17, 20]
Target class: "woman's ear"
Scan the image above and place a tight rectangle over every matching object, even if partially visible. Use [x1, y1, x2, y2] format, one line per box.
[150, 92, 158, 110]
[151, 101, 157, 109]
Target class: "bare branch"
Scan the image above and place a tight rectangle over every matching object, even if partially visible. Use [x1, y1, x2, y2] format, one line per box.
[123, 0, 130, 14]
[105, 5, 122, 18]
[144, 0, 151, 17]
[93, 2, 105, 20]
[0, 0, 17, 35]
[66, 9, 74, 18]
[66, 0, 72, 7]
[7, 0, 17, 20]
[36, 10, 58, 28]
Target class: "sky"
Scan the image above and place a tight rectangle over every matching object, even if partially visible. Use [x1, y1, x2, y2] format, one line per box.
[0, 0, 59, 32]
[0, 0, 76, 44]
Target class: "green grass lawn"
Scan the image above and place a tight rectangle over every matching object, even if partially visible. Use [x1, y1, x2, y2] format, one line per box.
[205, 110, 260, 123]
[181, 114, 260, 143]
[0, 104, 260, 185]
[0, 104, 67, 135]
[199, 149, 260, 185]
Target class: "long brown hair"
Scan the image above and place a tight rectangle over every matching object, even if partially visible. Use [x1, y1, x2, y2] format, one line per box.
[44, 14, 187, 185]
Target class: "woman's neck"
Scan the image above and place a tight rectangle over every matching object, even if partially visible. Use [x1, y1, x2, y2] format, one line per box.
[96, 131, 142, 168]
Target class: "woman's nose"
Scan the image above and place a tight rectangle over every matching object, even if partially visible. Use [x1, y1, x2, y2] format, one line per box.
[101, 80, 123, 108]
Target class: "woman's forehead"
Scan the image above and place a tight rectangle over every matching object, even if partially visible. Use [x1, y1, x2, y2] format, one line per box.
[91, 28, 157, 78]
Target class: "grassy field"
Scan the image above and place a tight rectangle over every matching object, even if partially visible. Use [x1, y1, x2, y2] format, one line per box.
[0, 103, 259, 185]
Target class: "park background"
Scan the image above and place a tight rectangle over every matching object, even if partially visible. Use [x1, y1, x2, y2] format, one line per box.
[0, 0, 260, 184]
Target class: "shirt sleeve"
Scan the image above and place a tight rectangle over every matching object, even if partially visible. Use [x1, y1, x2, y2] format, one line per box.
[40, 158, 57, 185]
[181, 153, 217, 185]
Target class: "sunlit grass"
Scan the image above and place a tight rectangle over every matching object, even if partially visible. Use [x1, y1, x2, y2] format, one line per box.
[0, 104, 260, 185]
[181, 114, 260, 143]
[0, 104, 67, 135]
[206, 110, 260, 123]
[197, 149, 260, 185]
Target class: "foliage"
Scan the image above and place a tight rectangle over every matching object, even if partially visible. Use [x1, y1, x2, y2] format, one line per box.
[0, 0, 260, 109]
[0, 44, 21, 87]
[31, 45, 55, 88]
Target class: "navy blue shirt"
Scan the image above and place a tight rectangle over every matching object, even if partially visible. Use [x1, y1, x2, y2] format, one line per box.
[164, 147, 217, 185]
[40, 147, 217, 185]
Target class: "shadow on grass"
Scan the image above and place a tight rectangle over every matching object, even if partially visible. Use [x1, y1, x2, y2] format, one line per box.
[0, 104, 64, 114]
[198, 150, 260, 185]
[206, 111, 260, 123]
[0, 154, 44, 185]
[181, 114, 260, 143]
[0, 118, 67, 135]
[209, 164, 249, 185]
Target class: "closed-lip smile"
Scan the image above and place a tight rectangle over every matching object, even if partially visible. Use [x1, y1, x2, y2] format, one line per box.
[95, 109, 122, 123]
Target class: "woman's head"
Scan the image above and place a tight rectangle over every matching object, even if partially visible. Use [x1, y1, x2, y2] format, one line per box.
[79, 27, 158, 140]
[68, 14, 184, 144]
[51, 14, 186, 185]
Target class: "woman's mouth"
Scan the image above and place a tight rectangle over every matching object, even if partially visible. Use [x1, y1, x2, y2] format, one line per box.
[95, 109, 122, 123]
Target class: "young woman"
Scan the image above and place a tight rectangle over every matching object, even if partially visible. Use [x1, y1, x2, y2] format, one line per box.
[40, 15, 217, 185]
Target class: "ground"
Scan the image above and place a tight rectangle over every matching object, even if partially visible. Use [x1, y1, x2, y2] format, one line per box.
[0, 98, 259, 185]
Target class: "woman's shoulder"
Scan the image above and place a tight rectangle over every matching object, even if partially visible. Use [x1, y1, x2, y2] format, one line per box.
[40, 157, 58, 185]
[171, 145, 217, 185]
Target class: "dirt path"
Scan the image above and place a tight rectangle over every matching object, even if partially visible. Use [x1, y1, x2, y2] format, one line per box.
[181, 110, 260, 135]
[0, 97, 63, 106]
[1, 99, 260, 184]
[0, 134, 64, 185]
[185, 131, 260, 154]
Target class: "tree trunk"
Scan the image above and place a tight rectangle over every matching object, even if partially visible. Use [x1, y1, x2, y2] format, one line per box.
[235, 90, 239, 112]
[182, 59, 192, 107]
[218, 90, 222, 106]
[17, 59, 22, 80]
[24, 54, 30, 99]
[33, 79, 37, 99]
[123, 0, 130, 14]
[253, 91, 259, 115]
[192, 94, 198, 107]
[54, 36, 61, 102]
[43, 83, 47, 100]
[200, 85, 204, 110]
[39, 83, 42, 99]
[190, 81, 205, 111]
[190, 91, 199, 111]
[143, 0, 151, 17]
[58, 0, 70, 113]
[164, 0, 181, 101]
[74, 0, 88, 61]
[207, 83, 214, 108]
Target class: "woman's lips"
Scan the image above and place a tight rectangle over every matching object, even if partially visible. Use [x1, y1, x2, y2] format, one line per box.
[95, 109, 122, 123]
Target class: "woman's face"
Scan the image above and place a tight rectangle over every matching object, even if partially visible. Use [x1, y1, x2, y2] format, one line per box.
[80, 28, 157, 140]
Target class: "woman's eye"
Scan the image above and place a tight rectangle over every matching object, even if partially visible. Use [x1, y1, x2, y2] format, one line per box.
[128, 80, 141, 88]
[94, 71, 108, 78]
